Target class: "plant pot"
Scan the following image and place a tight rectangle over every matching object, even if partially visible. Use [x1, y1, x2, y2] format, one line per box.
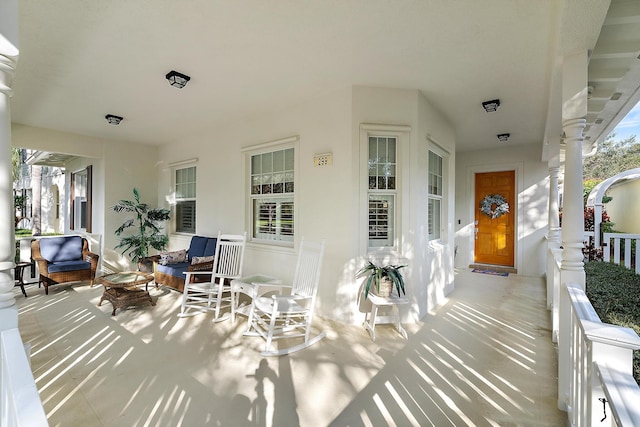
[372, 278, 393, 297]
[138, 258, 154, 273]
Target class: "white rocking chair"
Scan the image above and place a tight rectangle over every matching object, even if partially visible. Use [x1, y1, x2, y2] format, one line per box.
[179, 232, 246, 321]
[245, 238, 326, 356]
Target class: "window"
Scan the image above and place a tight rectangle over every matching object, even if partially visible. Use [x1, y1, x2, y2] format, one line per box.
[368, 136, 397, 248]
[70, 166, 92, 232]
[175, 166, 196, 234]
[428, 150, 443, 240]
[250, 147, 295, 242]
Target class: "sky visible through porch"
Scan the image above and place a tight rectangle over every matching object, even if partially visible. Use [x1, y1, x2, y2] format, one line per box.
[613, 100, 640, 141]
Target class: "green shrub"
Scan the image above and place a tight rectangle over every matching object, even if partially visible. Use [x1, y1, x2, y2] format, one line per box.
[585, 261, 640, 385]
[15, 228, 31, 236]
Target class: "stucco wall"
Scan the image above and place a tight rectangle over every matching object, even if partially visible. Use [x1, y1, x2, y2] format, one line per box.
[455, 143, 548, 277]
[158, 86, 456, 323]
[606, 180, 640, 234]
[158, 86, 356, 322]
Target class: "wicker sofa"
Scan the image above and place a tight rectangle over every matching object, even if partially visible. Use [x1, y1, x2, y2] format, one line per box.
[152, 235, 217, 292]
[31, 236, 99, 295]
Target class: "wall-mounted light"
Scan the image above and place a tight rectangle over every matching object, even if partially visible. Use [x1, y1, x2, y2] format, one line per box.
[482, 99, 500, 113]
[105, 114, 123, 125]
[165, 70, 191, 88]
[497, 133, 510, 142]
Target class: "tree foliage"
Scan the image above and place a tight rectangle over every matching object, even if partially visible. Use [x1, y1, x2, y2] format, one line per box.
[583, 133, 640, 181]
[11, 147, 22, 183]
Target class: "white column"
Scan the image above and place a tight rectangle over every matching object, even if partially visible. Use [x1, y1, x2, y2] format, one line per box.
[559, 50, 588, 291]
[558, 50, 588, 412]
[560, 122, 587, 288]
[594, 202, 603, 248]
[547, 163, 561, 327]
[548, 165, 561, 244]
[0, 6, 20, 328]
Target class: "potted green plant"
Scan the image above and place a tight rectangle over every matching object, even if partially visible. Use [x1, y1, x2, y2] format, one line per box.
[113, 188, 171, 269]
[356, 261, 406, 299]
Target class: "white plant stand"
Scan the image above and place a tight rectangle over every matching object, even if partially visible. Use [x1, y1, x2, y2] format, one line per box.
[363, 293, 409, 341]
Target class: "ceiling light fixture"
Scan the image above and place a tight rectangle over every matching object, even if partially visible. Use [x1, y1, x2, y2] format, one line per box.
[482, 99, 500, 113]
[165, 70, 191, 88]
[105, 114, 123, 125]
[497, 133, 510, 142]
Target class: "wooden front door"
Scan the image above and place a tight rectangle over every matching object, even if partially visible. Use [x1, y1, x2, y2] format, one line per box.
[474, 170, 515, 267]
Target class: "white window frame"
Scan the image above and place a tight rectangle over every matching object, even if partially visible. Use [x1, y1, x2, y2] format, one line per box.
[428, 150, 443, 241]
[360, 124, 410, 254]
[173, 162, 197, 235]
[367, 135, 398, 249]
[70, 166, 92, 233]
[243, 136, 299, 246]
[427, 140, 449, 243]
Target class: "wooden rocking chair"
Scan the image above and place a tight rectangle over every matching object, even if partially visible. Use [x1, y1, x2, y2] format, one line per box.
[245, 238, 326, 356]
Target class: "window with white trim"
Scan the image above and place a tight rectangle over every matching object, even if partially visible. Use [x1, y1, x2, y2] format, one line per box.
[368, 136, 397, 248]
[70, 166, 92, 232]
[250, 147, 294, 242]
[175, 166, 196, 234]
[428, 150, 443, 240]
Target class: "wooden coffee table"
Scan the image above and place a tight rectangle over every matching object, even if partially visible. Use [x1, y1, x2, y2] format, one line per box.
[97, 271, 155, 316]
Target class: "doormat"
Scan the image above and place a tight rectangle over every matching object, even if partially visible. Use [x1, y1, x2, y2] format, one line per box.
[472, 269, 509, 277]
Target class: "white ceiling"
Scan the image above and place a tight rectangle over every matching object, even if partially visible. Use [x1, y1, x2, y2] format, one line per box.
[10, 0, 639, 156]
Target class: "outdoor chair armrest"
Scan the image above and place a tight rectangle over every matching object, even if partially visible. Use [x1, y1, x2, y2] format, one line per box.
[31, 256, 50, 274]
[84, 251, 99, 267]
[271, 293, 310, 302]
[188, 260, 214, 272]
[147, 255, 161, 263]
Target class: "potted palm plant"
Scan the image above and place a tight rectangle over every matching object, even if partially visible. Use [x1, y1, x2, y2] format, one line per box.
[356, 261, 406, 299]
[113, 188, 171, 270]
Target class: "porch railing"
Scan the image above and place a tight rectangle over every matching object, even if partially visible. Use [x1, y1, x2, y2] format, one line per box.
[602, 232, 640, 274]
[559, 282, 640, 426]
[0, 327, 48, 426]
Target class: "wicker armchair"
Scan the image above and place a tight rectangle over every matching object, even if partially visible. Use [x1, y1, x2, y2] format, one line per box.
[31, 236, 99, 295]
[151, 254, 214, 291]
[152, 235, 218, 292]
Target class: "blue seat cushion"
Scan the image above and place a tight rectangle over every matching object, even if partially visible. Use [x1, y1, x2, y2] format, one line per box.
[156, 262, 190, 278]
[203, 238, 217, 257]
[187, 236, 208, 262]
[187, 236, 217, 263]
[48, 260, 91, 274]
[40, 236, 84, 262]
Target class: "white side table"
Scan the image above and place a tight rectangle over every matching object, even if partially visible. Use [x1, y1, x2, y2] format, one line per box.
[363, 293, 409, 341]
[230, 274, 283, 322]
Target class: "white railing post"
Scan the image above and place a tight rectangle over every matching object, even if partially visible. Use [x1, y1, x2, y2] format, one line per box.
[1, 328, 48, 427]
[601, 232, 640, 274]
[589, 325, 640, 426]
[558, 282, 574, 412]
[548, 245, 562, 342]
[561, 282, 640, 427]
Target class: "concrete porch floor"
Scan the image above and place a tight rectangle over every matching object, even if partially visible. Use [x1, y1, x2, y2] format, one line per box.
[15, 269, 565, 426]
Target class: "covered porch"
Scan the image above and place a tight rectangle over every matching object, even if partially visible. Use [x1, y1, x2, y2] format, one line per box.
[3, 0, 640, 425]
[15, 269, 562, 426]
